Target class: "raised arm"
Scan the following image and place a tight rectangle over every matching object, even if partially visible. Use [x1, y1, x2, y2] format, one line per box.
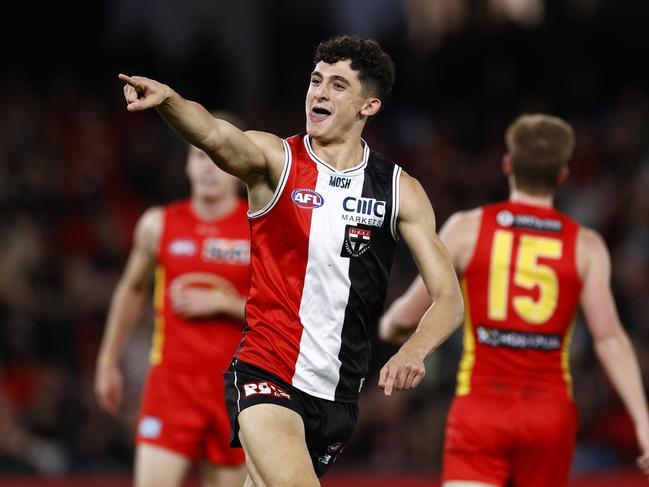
[378, 173, 464, 396]
[118, 74, 285, 190]
[579, 228, 649, 476]
[379, 208, 480, 344]
[94, 207, 161, 415]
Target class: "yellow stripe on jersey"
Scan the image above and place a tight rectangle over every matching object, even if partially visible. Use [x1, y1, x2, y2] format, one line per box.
[150, 265, 165, 365]
[488, 230, 513, 321]
[456, 278, 476, 396]
[561, 315, 577, 398]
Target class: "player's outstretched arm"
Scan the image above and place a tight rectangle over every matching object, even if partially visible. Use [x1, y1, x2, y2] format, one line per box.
[579, 228, 649, 476]
[379, 173, 464, 396]
[118, 74, 284, 187]
[95, 207, 161, 415]
[378, 208, 480, 344]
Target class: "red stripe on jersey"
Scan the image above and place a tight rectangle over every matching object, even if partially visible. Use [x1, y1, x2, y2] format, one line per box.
[458, 201, 582, 397]
[237, 136, 318, 384]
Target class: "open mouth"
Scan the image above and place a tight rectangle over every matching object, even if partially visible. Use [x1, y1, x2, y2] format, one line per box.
[309, 106, 332, 122]
[313, 107, 331, 115]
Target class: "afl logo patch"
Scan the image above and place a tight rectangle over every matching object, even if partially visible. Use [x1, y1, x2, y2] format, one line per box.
[169, 239, 197, 256]
[292, 188, 324, 209]
[496, 210, 515, 227]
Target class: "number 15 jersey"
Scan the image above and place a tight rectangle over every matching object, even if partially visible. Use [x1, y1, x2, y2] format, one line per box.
[457, 201, 583, 398]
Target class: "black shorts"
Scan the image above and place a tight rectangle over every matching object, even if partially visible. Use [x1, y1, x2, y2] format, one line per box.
[224, 359, 358, 477]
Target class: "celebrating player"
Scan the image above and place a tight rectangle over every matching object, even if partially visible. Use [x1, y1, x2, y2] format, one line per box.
[380, 114, 649, 486]
[117, 34, 464, 485]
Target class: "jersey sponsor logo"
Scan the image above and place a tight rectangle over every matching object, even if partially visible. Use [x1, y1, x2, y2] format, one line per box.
[341, 196, 386, 227]
[202, 238, 250, 264]
[476, 325, 561, 351]
[496, 210, 563, 233]
[292, 188, 324, 209]
[329, 175, 351, 189]
[138, 416, 162, 438]
[341, 225, 372, 258]
[243, 381, 291, 400]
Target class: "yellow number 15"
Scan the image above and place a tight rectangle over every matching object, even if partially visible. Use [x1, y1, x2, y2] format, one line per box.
[488, 230, 562, 325]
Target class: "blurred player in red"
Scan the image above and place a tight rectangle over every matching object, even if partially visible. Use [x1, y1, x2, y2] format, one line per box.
[380, 114, 649, 486]
[95, 132, 250, 487]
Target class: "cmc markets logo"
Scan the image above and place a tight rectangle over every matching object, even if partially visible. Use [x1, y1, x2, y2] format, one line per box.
[292, 188, 324, 209]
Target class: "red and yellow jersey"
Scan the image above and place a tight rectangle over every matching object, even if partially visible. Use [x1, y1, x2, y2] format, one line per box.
[457, 201, 582, 399]
[152, 199, 251, 370]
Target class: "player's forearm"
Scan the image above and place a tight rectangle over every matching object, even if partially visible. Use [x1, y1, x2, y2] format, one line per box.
[595, 331, 649, 428]
[97, 283, 147, 367]
[379, 295, 424, 343]
[220, 295, 246, 323]
[398, 290, 464, 360]
[157, 92, 219, 152]
[390, 279, 432, 329]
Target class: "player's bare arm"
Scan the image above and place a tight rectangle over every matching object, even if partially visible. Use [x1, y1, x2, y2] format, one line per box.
[379, 173, 464, 396]
[118, 74, 286, 212]
[95, 207, 162, 415]
[578, 227, 649, 476]
[379, 208, 481, 344]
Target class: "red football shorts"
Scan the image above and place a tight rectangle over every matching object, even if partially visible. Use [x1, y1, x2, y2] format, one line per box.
[442, 393, 578, 487]
[135, 365, 245, 465]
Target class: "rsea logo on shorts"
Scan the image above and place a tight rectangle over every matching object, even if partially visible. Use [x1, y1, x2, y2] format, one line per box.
[292, 188, 324, 209]
[243, 381, 292, 400]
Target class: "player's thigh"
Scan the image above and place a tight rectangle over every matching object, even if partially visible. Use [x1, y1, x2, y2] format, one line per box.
[201, 461, 247, 487]
[238, 403, 319, 487]
[443, 482, 500, 487]
[511, 400, 577, 487]
[135, 443, 192, 487]
[442, 397, 511, 486]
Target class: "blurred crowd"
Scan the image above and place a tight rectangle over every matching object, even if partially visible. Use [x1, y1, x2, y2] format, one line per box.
[1, 0, 649, 478]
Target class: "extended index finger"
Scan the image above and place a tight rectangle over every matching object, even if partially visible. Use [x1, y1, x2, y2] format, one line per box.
[118, 73, 143, 88]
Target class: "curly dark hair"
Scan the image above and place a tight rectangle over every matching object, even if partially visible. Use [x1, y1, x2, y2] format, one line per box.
[314, 35, 395, 107]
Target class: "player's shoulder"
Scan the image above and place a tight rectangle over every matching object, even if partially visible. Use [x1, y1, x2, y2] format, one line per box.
[398, 169, 424, 194]
[448, 207, 483, 226]
[245, 130, 287, 173]
[577, 225, 609, 258]
[367, 148, 399, 175]
[575, 225, 612, 280]
[245, 130, 285, 153]
[440, 207, 482, 245]
[135, 206, 164, 245]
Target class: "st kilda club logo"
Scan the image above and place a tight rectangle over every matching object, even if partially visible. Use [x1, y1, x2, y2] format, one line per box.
[341, 225, 372, 258]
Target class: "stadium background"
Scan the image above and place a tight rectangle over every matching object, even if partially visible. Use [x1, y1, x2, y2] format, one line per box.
[1, 0, 649, 484]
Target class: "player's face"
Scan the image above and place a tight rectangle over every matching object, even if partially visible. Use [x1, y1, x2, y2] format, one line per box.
[186, 146, 239, 199]
[305, 60, 376, 142]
